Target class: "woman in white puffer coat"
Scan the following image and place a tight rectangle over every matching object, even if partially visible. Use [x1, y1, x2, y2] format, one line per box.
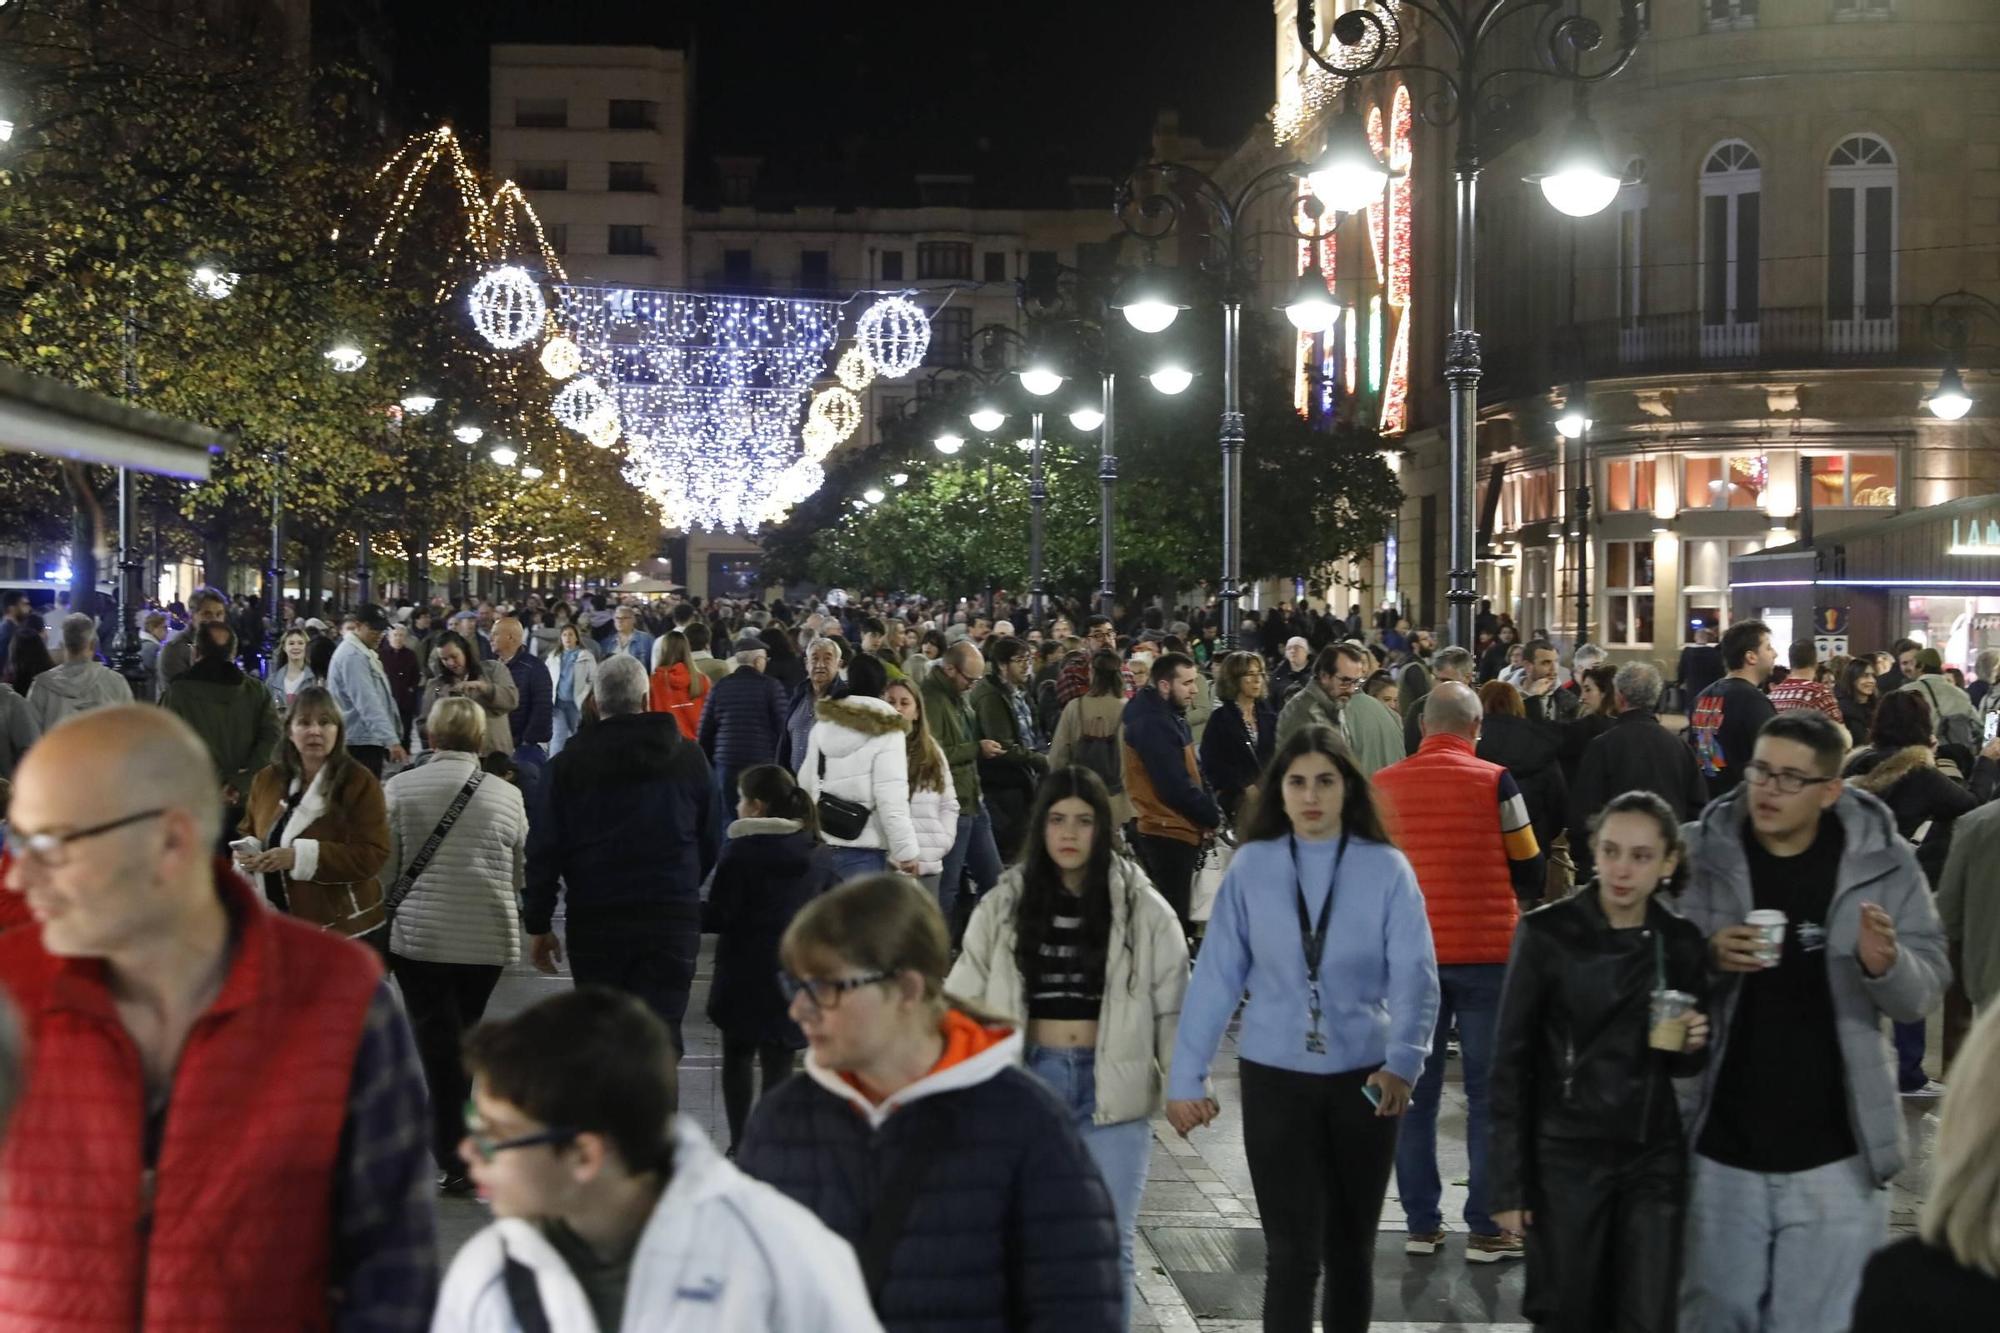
[885, 675, 960, 900]
[799, 654, 921, 881]
[379, 694, 529, 1189]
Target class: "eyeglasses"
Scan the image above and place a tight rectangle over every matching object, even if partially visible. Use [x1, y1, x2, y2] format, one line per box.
[12, 808, 168, 869]
[462, 1099, 578, 1162]
[1742, 760, 1835, 795]
[776, 969, 892, 1014]
[1331, 673, 1367, 691]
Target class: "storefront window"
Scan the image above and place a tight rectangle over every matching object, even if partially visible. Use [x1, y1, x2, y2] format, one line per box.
[1604, 538, 1656, 646]
[1806, 451, 1897, 508]
[1602, 458, 1656, 512]
[1683, 454, 1767, 510]
[1683, 538, 1763, 640]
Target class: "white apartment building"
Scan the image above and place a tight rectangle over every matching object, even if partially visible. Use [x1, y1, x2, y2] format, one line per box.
[489, 44, 689, 287]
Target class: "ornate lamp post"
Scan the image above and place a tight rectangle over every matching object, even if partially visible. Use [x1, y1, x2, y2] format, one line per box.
[1295, 0, 1641, 648]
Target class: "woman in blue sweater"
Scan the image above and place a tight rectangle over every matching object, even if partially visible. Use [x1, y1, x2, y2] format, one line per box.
[1168, 724, 1440, 1333]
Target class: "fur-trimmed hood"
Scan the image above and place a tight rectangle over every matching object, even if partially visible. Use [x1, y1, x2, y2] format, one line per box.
[727, 816, 806, 839]
[813, 693, 911, 740]
[1846, 744, 1934, 795]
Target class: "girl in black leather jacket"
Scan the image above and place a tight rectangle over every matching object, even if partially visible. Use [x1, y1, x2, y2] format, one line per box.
[1489, 791, 1714, 1333]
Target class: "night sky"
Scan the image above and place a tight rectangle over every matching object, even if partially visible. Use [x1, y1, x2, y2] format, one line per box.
[390, 1, 1276, 200]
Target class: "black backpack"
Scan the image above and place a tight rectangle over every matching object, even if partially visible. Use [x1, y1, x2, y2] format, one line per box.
[1074, 730, 1125, 795]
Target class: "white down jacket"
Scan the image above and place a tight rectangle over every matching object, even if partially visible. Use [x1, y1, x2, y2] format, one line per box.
[381, 750, 528, 966]
[907, 749, 960, 875]
[799, 694, 920, 865]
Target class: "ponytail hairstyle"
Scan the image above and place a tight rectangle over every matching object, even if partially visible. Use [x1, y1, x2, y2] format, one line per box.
[735, 762, 818, 835]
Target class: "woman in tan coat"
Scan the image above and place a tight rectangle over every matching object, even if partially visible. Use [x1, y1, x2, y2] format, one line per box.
[1047, 649, 1136, 826]
[239, 684, 392, 946]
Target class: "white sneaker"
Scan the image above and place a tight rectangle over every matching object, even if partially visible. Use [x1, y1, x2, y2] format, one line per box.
[1901, 1079, 1946, 1098]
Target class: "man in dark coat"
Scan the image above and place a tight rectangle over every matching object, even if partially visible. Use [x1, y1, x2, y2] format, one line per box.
[525, 654, 717, 1059]
[1567, 660, 1709, 880]
[696, 632, 789, 810]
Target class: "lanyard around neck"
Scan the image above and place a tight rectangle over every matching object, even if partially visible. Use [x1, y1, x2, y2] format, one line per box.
[1289, 829, 1351, 983]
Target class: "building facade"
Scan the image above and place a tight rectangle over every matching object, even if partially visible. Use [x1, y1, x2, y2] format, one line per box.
[1266, 0, 2000, 670]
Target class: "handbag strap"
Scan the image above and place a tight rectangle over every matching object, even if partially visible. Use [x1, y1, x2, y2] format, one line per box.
[388, 768, 484, 908]
[858, 1106, 953, 1301]
[501, 1249, 553, 1333]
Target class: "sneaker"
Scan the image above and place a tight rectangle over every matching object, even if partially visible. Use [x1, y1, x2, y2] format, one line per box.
[1405, 1231, 1445, 1256]
[437, 1171, 476, 1198]
[1467, 1232, 1526, 1263]
[1901, 1079, 1946, 1098]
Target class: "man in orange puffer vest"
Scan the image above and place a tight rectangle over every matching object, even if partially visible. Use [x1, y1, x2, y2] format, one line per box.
[1373, 682, 1545, 1268]
[0, 706, 436, 1330]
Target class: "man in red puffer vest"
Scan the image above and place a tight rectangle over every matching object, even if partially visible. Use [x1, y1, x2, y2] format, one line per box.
[0, 705, 436, 1330]
[1373, 682, 1545, 1268]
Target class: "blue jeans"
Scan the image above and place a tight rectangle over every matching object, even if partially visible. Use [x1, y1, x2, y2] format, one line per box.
[1395, 962, 1505, 1236]
[1681, 1152, 1887, 1333]
[551, 699, 581, 754]
[827, 845, 887, 879]
[1026, 1044, 1151, 1327]
[937, 803, 1003, 921]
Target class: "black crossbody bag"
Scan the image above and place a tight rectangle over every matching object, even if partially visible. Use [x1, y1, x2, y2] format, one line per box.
[816, 751, 872, 841]
[386, 769, 484, 911]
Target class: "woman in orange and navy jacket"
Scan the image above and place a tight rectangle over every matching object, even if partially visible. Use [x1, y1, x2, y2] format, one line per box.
[650, 630, 709, 741]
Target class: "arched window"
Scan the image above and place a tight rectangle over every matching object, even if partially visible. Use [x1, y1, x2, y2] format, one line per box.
[1700, 141, 1761, 337]
[1826, 135, 1896, 328]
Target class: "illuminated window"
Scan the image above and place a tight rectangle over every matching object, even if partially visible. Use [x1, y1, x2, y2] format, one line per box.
[1684, 454, 1766, 509]
[1604, 539, 1657, 646]
[1602, 458, 1657, 512]
[1807, 451, 1897, 507]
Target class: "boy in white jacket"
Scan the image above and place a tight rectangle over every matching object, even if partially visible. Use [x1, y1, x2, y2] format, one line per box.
[433, 989, 880, 1333]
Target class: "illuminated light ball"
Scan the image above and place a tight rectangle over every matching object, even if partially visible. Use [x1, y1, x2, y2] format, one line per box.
[585, 410, 622, 450]
[835, 346, 876, 392]
[809, 387, 863, 443]
[801, 416, 841, 462]
[552, 376, 613, 432]
[468, 264, 548, 350]
[779, 458, 826, 505]
[854, 296, 931, 379]
[539, 335, 582, 380]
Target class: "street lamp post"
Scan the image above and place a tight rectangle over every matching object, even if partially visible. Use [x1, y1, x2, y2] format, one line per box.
[1297, 0, 1641, 649]
[267, 444, 287, 637]
[1113, 162, 1329, 650]
[1921, 289, 2000, 420]
[1096, 375, 1117, 619]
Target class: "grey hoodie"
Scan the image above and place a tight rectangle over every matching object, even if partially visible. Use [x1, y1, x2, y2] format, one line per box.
[1675, 786, 1948, 1184]
[26, 660, 133, 732]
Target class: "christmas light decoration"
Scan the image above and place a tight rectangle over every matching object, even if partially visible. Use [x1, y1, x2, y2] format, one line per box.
[809, 387, 862, 443]
[189, 266, 238, 300]
[552, 376, 613, 433]
[490, 443, 518, 467]
[540, 336, 582, 379]
[1382, 84, 1415, 436]
[855, 296, 930, 378]
[469, 264, 548, 350]
[585, 411, 622, 450]
[835, 346, 876, 392]
[1369, 295, 1384, 393]
[325, 344, 367, 373]
[802, 417, 841, 461]
[453, 425, 484, 445]
[520, 465, 545, 480]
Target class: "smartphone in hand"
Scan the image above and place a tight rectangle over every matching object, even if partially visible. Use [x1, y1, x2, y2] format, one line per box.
[1361, 1083, 1383, 1109]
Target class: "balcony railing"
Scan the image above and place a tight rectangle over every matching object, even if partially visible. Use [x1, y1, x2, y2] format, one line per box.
[1485, 305, 1964, 403]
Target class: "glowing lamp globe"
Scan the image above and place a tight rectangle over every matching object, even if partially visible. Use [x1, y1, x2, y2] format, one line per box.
[968, 407, 1006, 433]
[1068, 407, 1105, 432]
[1928, 367, 1973, 421]
[1282, 271, 1338, 333]
[1149, 366, 1193, 395]
[933, 433, 965, 455]
[1555, 409, 1591, 440]
[1019, 365, 1064, 397]
[1536, 114, 1623, 219]
[1306, 113, 1388, 214]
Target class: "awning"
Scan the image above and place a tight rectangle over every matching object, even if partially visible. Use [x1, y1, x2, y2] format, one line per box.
[0, 362, 228, 479]
[1730, 494, 2000, 591]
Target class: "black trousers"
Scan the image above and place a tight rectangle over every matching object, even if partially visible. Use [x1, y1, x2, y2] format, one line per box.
[564, 908, 699, 1074]
[349, 745, 387, 779]
[720, 1035, 794, 1151]
[389, 953, 502, 1172]
[1522, 1135, 1686, 1333]
[1131, 831, 1201, 931]
[1240, 1059, 1401, 1333]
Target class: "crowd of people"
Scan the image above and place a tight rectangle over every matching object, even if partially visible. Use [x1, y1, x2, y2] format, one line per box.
[0, 578, 1991, 1332]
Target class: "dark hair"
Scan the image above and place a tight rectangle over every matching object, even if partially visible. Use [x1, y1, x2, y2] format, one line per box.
[1084, 614, 1112, 634]
[1149, 650, 1195, 684]
[462, 988, 675, 1174]
[988, 635, 1028, 667]
[1012, 768, 1119, 1000]
[736, 762, 818, 833]
[1759, 709, 1849, 776]
[1721, 619, 1770, 672]
[860, 615, 886, 637]
[1581, 665, 1618, 716]
[1213, 650, 1263, 703]
[1788, 639, 1818, 671]
[195, 620, 234, 662]
[430, 629, 476, 677]
[684, 619, 710, 651]
[1587, 789, 1687, 891]
[1891, 637, 1920, 656]
[846, 652, 889, 699]
[1524, 638, 1555, 660]
[1867, 688, 1935, 751]
[1237, 724, 1391, 844]
[920, 628, 948, 655]
[6, 616, 50, 697]
[1086, 649, 1123, 698]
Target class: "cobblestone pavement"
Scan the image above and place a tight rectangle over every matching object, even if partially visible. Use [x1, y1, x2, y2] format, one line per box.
[435, 938, 1941, 1330]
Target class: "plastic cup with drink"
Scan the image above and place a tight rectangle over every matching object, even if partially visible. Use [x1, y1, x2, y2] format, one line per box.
[1745, 909, 1787, 967]
[1648, 989, 1697, 1051]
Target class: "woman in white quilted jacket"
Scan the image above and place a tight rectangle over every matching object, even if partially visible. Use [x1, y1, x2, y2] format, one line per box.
[379, 694, 529, 1195]
[884, 676, 960, 902]
[799, 654, 922, 881]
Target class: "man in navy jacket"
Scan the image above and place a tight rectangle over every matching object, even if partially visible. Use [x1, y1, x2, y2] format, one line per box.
[525, 655, 718, 1058]
[698, 636, 790, 810]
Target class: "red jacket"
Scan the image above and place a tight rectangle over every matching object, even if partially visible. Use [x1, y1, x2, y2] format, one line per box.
[1373, 733, 1520, 964]
[0, 865, 380, 1330]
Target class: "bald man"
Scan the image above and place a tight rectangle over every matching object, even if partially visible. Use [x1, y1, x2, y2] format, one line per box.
[0, 707, 436, 1326]
[1372, 682, 1544, 1262]
[491, 615, 553, 776]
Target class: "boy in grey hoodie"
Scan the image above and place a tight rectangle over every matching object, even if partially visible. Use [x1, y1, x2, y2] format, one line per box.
[26, 613, 132, 732]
